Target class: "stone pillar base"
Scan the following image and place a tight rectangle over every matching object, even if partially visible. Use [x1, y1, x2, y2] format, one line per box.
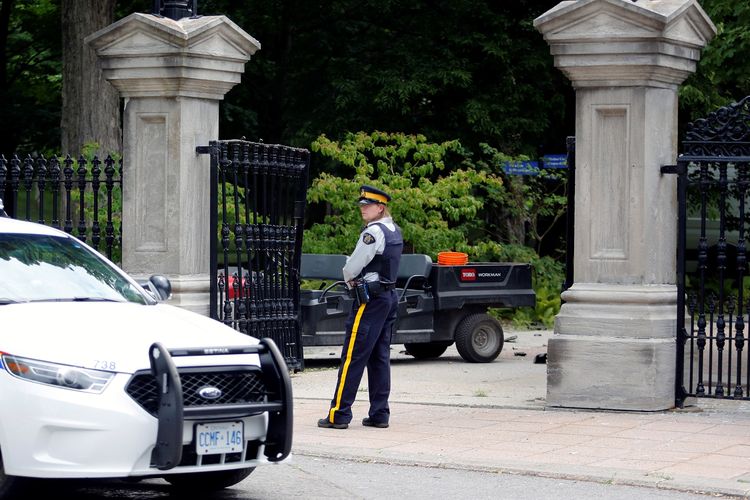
[546, 284, 677, 411]
[166, 275, 211, 316]
[133, 274, 210, 316]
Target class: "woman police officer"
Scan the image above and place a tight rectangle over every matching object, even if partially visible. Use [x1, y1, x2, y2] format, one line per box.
[318, 185, 403, 429]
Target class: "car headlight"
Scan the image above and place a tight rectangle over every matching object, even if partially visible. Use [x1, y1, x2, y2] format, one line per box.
[1, 354, 114, 393]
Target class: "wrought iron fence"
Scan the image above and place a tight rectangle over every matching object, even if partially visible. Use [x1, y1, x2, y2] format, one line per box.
[673, 95, 750, 404]
[0, 153, 123, 262]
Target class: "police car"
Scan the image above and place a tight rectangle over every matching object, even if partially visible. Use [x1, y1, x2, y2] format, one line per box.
[0, 214, 292, 497]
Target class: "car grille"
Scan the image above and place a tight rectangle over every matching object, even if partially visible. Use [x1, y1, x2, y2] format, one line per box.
[126, 368, 266, 416]
[174, 440, 262, 467]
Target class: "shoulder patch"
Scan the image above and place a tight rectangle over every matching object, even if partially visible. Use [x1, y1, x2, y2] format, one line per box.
[362, 232, 376, 245]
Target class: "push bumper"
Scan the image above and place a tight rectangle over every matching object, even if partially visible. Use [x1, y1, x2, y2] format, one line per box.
[149, 337, 294, 470]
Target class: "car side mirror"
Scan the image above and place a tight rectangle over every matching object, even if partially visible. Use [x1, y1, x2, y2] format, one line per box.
[143, 275, 172, 301]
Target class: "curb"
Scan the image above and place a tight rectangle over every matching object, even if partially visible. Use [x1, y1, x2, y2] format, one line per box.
[291, 446, 750, 499]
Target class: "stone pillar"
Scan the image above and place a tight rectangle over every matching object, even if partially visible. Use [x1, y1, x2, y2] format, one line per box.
[534, 0, 715, 410]
[85, 14, 260, 315]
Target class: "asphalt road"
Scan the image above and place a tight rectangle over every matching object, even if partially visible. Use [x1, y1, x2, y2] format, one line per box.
[32, 455, 734, 500]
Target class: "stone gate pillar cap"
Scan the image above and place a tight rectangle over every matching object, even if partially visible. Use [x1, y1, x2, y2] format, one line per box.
[534, 0, 716, 88]
[86, 12, 260, 55]
[85, 13, 261, 99]
[536, 0, 714, 27]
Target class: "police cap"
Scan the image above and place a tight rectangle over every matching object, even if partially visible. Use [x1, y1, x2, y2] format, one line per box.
[358, 185, 391, 205]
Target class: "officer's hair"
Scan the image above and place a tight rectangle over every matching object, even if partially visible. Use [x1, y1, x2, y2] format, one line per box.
[373, 204, 391, 218]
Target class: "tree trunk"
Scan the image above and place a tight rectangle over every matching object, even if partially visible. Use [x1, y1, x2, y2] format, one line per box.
[61, 0, 120, 157]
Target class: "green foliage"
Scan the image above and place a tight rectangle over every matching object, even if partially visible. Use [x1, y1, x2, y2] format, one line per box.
[305, 131, 502, 257]
[508, 253, 564, 329]
[680, 1, 750, 122]
[473, 143, 568, 255]
[200, 0, 570, 159]
[0, 0, 62, 152]
[305, 131, 565, 327]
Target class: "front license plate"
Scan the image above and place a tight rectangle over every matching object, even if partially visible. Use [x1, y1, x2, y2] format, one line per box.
[195, 421, 244, 455]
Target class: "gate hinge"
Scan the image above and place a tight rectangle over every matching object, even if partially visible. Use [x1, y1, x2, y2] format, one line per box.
[195, 145, 212, 155]
[660, 164, 685, 175]
[294, 201, 306, 219]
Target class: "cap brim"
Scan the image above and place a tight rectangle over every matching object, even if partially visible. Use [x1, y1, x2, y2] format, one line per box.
[358, 198, 379, 205]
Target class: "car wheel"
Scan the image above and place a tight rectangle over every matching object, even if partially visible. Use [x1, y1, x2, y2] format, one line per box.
[404, 342, 451, 359]
[165, 467, 255, 491]
[454, 313, 504, 363]
[0, 450, 27, 500]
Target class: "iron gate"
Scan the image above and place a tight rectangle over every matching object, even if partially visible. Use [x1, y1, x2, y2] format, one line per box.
[672, 96, 750, 405]
[199, 140, 310, 371]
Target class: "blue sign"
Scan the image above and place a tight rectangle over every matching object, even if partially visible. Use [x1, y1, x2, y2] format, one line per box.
[502, 160, 539, 176]
[542, 154, 567, 169]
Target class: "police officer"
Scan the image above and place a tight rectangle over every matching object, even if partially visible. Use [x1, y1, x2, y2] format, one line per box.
[318, 185, 403, 429]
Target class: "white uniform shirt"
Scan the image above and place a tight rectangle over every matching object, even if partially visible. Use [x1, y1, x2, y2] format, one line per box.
[342, 217, 397, 284]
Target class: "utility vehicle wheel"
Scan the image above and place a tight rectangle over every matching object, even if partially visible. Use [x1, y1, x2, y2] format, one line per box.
[404, 341, 451, 359]
[165, 467, 255, 491]
[454, 313, 504, 363]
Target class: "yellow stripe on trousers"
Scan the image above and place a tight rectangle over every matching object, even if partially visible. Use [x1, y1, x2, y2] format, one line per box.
[329, 303, 367, 422]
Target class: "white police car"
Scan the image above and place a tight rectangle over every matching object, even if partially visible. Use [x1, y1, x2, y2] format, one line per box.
[0, 215, 292, 497]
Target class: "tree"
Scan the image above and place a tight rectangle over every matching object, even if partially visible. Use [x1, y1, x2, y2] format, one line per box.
[680, 1, 750, 124]
[4, 0, 747, 164]
[201, 0, 571, 159]
[60, 0, 120, 156]
[0, 0, 61, 153]
[472, 144, 568, 257]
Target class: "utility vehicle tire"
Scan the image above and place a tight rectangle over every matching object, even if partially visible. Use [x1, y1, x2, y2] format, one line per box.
[454, 313, 504, 363]
[404, 341, 451, 359]
[165, 467, 255, 491]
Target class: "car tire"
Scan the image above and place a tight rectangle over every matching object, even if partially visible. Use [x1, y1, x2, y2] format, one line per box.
[0, 450, 27, 500]
[454, 313, 504, 363]
[165, 467, 255, 491]
[404, 341, 451, 359]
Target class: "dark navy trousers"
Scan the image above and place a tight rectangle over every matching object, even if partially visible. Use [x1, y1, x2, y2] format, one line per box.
[327, 289, 398, 425]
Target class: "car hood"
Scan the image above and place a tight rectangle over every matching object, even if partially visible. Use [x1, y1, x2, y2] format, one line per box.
[0, 302, 260, 373]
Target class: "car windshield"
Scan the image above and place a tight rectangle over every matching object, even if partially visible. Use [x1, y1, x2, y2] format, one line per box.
[0, 233, 148, 304]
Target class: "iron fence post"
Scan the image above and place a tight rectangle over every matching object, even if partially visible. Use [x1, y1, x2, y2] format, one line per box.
[197, 142, 219, 320]
[662, 162, 689, 406]
[562, 136, 575, 294]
